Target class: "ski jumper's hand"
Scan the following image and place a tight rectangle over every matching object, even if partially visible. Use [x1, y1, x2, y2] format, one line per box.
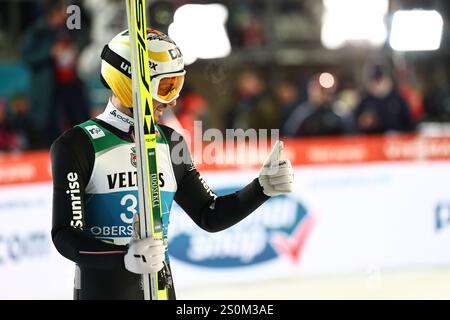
[124, 238, 165, 274]
[258, 140, 294, 197]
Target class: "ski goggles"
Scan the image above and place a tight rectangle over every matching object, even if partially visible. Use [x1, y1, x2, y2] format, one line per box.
[151, 71, 186, 104]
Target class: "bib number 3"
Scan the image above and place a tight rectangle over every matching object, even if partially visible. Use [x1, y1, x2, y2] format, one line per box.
[120, 194, 137, 224]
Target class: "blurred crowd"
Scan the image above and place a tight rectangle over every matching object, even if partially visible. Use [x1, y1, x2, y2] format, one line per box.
[225, 64, 420, 138]
[0, 0, 448, 152]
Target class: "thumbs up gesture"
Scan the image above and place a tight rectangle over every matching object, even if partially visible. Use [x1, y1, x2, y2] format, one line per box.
[258, 140, 294, 197]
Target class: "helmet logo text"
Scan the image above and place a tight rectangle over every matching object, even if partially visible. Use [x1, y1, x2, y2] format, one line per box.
[168, 48, 182, 60]
[120, 62, 131, 75]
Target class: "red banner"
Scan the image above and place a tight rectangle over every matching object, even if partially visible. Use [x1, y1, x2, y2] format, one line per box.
[0, 151, 51, 185]
[1, 134, 450, 185]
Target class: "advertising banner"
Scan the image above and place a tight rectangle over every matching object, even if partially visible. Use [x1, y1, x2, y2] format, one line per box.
[1, 135, 450, 297]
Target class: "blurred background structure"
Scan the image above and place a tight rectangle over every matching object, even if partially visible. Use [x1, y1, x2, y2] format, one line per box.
[1, 0, 450, 299]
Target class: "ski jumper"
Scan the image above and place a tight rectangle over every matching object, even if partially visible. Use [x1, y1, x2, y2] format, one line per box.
[50, 101, 269, 299]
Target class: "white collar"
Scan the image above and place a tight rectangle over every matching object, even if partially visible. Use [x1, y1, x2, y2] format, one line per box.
[97, 100, 134, 132]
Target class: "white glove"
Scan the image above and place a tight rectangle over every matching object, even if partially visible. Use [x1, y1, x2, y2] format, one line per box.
[258, 140, 294, 197]
[124, 237, 166, 274]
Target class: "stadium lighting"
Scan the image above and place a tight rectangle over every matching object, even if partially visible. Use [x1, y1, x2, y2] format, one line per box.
[389, 10, 443, 51]
[168, 4, 231, 65]
[321, 0, 388, 49]
[319, 72, 335, 89]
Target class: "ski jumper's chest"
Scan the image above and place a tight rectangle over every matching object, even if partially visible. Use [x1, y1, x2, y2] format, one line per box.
[79, 121, 177, 245]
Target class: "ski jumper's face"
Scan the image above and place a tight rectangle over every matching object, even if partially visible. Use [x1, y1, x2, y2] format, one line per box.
[153, 99, 176, 123]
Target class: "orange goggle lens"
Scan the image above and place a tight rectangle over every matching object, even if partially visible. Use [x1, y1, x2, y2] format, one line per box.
[157, 75, 185, 103]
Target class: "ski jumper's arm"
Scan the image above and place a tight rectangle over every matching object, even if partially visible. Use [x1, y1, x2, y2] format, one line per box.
[50, 128, 128, 269]
[168, 127, 270, 232]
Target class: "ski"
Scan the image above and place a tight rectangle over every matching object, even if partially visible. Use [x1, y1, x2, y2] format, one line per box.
[125, 0, 168, 300]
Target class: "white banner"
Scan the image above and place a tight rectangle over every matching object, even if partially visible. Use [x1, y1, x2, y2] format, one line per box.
[1, 162, 450, 298]
[168, 162, 450, 288]
[0, 183, 73, 299]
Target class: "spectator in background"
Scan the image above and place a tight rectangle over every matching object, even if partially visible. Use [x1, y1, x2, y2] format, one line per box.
[241, 15, 265, 48]
[78, 0, 127, 117]
[333, 75, 360, 117]
[227, 2, 265, 48]
[0, 98, 20, 151]
[274, 79, 302, 136]
[397, 68, 424, 123]
[8, 93, 33, 149]
[160, 89, 209, 151]
[282, 73, 346, 137]
[333, 75, 360, 134]
[21, 0, 90, 148]
[176, 93, 208, 140]
[226, 70, 278, 132]
[353, 64, 415, 134]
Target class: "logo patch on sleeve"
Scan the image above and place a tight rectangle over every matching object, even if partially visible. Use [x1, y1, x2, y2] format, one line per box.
[85, 125, 105, 139]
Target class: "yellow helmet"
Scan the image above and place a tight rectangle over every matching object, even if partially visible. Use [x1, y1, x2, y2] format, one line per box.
[100, 28, 185, 108]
